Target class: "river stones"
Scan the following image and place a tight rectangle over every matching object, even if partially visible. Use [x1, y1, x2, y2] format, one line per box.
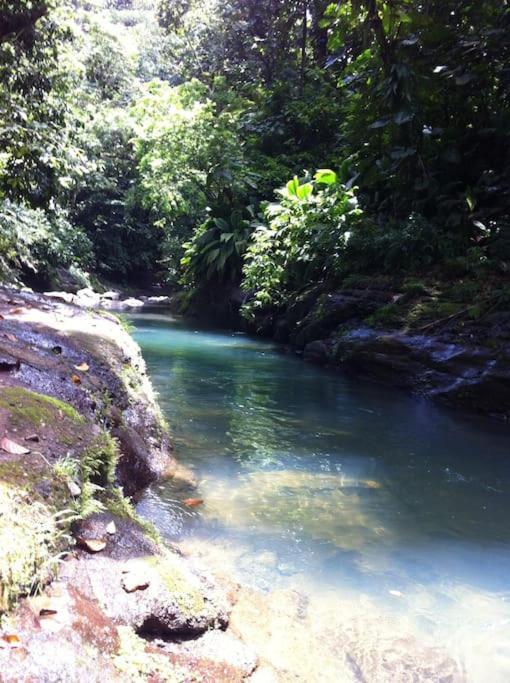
[64, 516, 232, 638]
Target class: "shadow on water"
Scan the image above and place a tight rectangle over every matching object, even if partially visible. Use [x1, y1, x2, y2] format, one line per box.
[131, 312, 510, 681]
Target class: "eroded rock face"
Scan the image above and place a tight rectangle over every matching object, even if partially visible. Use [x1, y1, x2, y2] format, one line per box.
[336, 327, 510, 419]
[0, 287, 180, 490]
[267, 284, 510, 420]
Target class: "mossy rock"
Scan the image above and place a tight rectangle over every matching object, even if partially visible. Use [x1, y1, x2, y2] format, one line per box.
[0, 386, 86, 429]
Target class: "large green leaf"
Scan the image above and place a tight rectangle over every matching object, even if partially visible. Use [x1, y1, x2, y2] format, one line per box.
[314, 169, 337, 185]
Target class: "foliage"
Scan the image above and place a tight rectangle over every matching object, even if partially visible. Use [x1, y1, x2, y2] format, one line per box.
[0, 200, 92, 286]
[0, 0, 508, 305]
[242, 169, 362, 316]
[131, 78, 252, 281]
[181, 210, 253, 285]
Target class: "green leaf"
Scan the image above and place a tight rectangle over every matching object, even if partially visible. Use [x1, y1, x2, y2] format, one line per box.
[286, 176, 300, 197]
[296, 183, 313, 200]
[314, 169, 337, 185]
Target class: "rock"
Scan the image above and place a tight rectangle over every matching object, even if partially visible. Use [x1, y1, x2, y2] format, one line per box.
[43, 291, 76, 304]
[74, 515, 109, 552]
[75, 288, 102, 308]
[146, 295, 171, 305]
[303, 339, 330, 365]
[101, 290, 120, 301]
[120, 297, 145, 308]
[0, 584, 120, 682]
[161, 629, 258, 681]
[62, 517, 231, 638]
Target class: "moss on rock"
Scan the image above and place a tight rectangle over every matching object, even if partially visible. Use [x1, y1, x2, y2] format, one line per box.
[0, 386, 86, 428]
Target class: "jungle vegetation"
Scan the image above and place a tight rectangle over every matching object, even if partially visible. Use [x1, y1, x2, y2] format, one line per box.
[0, 0, 509, 316]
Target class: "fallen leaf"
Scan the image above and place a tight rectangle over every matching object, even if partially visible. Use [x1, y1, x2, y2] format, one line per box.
[8, 308, 23, 315]
[0, 437, 30, 455]
[106, 520, 116, 535]
[0, 314, 4, 320]
[74, 362, 89, 372]
[2, 634, 21, 646]
[67, 480, 81, 497]
[182, 497, 204, 508]
[4, 333, 17, 343]
[121, 571, 150, 593]
[77, 537, 106, 553]
[71, 374, 81, 385]
[39, 608, 58, 617]
[29, 595, 59, 618]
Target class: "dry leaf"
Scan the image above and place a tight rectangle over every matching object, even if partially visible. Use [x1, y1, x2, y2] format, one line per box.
[0, 314, 4, 320]
[121, 571, 150, 593]
[71, 374, 82, 385]
[67, 480, 81, 497]
[0, 437, 30, 455]
[77, 537, 106, 553]
[182, 497, 204, 508]
[9, 308, 23, 315]
[74, 362, 89, 372]
[2, 634, 21, 646]
[4, 333, 17, 343]
[106, 521, 116, 535]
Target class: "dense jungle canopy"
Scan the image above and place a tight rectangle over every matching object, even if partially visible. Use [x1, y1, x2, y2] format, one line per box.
[0, 0, 509, 318]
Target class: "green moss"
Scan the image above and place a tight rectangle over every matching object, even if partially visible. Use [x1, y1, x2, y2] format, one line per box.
[0, 387, 86, 427]
[104, 489, 161, 544]
[406, 300, 463, 327]
[366, 303, 403, 328]
[145, 552, 208, 618]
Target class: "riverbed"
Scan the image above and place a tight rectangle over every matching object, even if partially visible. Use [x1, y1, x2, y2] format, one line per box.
[131, 311, 510, 682]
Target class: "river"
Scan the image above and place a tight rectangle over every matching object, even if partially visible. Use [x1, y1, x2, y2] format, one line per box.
[131, 311, 510, 682]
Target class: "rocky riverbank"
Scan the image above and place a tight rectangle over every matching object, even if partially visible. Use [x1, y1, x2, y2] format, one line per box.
[190, 278, 510, 421]
[0, 287, 261, 681]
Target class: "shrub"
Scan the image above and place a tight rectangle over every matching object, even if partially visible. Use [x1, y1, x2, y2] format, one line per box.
[0, 201, 93, 285]
[241, 169, 362, 317]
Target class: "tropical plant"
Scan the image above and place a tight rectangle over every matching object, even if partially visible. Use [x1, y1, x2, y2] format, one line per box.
[241, 168, 362, 316]
[181, 210, 253, 285]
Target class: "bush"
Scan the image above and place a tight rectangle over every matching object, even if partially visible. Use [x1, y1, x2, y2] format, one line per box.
[241, 169, 362, 317]
[344, 213, 465, 275]
[0, 201, 92, 286]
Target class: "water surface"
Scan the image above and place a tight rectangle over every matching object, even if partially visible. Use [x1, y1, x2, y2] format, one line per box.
[132, 311, 510, 681]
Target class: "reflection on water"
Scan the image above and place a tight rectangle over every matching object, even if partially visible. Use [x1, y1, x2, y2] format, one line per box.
[132, 312, 510, 681]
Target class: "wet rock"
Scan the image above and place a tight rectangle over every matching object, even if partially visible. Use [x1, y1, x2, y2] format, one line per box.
[161, 630, 258, 682]
[303, 339, 330, 365]
[336, 327, 510, 418]
[101, 290, 121, 301]
[146, 295, 171, 305]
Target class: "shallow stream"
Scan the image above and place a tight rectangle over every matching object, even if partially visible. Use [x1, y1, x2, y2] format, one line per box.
[132, 311, 510, 681]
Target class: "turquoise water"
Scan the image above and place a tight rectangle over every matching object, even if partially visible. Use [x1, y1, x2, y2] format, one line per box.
[132, 311, 510, 680]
